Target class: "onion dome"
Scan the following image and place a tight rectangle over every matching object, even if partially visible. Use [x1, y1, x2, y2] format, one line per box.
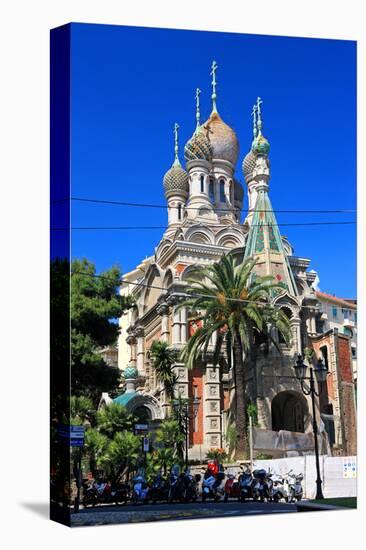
[202, 111, 239, 165]
[163, 160, 189, 198]
[252, 133, 270, 156]
[242, 150, 257, 182]
[184, 125, 213, 162]
[200, 61, 239, 166]
[123, 365, 138, 379]
[234, 178, 244, 202]
[163, 123, 189, 198]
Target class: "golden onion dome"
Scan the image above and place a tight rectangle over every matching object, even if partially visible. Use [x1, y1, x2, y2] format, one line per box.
[202, 111, 239, 165]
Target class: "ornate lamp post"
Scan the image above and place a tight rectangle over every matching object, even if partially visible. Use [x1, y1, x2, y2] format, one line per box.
[293, 354, 328, 500]
[173, 397, 201, 471]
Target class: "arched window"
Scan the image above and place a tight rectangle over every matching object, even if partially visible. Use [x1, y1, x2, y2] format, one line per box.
[209, 179, 215, 202]
[200, 175, 204, 193]
[220, 180, 225, 202]
[178, 204, 182, 220]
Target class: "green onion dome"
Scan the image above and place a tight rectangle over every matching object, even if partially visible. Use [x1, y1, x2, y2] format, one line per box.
[252, 133, 270, 156]
[123, 365, 138, 379]
[184, 125, 213, 163]
[163, 159, 189, 199]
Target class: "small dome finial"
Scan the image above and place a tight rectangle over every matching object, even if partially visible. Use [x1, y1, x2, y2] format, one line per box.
[195, 88, 201, 132]
[251, 103, 258, 140]
[210, 60, 218, 113]
[256, 96, 263, 134]
[173, 122, 180, 166]
[251, 97, 270, 156]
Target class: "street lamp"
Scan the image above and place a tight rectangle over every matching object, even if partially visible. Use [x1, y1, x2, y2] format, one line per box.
[293, 354, 327, 500]
[173, 396, 201, 471]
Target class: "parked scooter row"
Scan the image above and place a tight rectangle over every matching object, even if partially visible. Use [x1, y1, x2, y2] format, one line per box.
[82, 463, 304, 507]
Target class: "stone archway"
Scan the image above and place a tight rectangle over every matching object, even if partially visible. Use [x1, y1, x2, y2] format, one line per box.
[125, 393, 163, 421]
[271, 391, 307, 433]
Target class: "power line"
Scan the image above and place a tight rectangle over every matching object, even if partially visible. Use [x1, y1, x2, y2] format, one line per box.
[51, 196, 356, 214]
[51, 221, 356, 231]
[70, 270, 357, 312]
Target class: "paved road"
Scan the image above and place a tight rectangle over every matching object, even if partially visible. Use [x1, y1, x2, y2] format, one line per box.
[71, 500, 298, 527]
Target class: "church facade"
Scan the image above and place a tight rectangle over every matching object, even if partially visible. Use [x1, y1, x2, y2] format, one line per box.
[101, 63, 356, 459]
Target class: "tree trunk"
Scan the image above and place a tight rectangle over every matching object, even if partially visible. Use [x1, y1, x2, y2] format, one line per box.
[233, 335, 248, 459]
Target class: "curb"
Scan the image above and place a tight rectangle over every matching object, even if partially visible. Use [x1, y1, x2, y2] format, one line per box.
[296, 502, 350, 512]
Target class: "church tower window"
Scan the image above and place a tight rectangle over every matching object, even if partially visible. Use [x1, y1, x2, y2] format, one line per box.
[209, 179, 215, 202]
[220, 180, 225, 202]
[200, 175, 204, 193]
[178, 203, 182, 220]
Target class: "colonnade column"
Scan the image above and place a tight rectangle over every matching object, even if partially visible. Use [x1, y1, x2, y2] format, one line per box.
[291, 317, 302, 355]
[157, 303, 170, 343]
[203, 359, 222, 449]
[135, 326, 145, 376]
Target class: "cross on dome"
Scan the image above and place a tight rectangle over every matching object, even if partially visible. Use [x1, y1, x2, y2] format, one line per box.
[210, 60, 218, 112]
[195, 87, 201, 131]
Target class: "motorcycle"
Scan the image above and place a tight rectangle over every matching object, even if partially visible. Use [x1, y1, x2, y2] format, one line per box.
[202, 468, 225, 502]
[272, 474, 288, 503]
[286, 471, 304, 503]
[149, 474, 170, 504]
[224, 473, 240, 502]
[111, 482, 130, 505]
[132, 475, 150, 504]
[82, 483, 98, 508]
[239, 469, 254, 502]
[252, 469, 270, 502]
[181, 471, 201, 502]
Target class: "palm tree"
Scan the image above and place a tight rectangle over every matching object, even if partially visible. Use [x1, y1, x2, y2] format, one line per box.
[150, 341, 178, 402]
[100, 431, 140, 483]
[97, 403, 135, 438]
[84, 428, 108, 477]
[155, 419, 185, 467]
[179, 254, 291, 457]
[70, 395, 95, 426]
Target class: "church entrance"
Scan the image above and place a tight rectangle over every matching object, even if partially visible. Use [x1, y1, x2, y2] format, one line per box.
[271, 391, 306, 433]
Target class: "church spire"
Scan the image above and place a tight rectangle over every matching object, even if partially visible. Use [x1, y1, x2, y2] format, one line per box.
[256, 96, 263, 134]
[252, 96, 270, 156]
[210, 60, 218, 113]
[251, 103, 258, 142]
[195, 88, 201, 133]
[173, 122, 181, 166]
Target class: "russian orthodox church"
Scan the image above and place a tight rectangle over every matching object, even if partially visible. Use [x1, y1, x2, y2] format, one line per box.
[100, 62, 356, 459]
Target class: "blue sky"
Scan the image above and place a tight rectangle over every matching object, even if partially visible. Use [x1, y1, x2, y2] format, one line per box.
[69, 23, 356, 297]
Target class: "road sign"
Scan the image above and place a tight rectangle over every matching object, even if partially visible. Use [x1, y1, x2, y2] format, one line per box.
[134, 423, 149, 435]
[142, 437, 150, 452]
[57, 424, 85, 446]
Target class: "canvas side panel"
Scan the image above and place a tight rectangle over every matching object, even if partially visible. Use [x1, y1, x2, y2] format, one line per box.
[50, 23, 72, 527]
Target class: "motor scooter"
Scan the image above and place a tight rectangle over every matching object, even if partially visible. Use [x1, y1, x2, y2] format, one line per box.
[202, 469, 225, 502]
[286, 471, 304, 502]
[132, 475, 149, 504]
[239, 469, 253, 502]
[224, 473, 240, 502]
[252, 469, 269, 502]
[272, 474, 288, 503]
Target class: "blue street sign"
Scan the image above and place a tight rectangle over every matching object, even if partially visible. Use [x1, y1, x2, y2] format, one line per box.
[57, 425, 85, 446]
